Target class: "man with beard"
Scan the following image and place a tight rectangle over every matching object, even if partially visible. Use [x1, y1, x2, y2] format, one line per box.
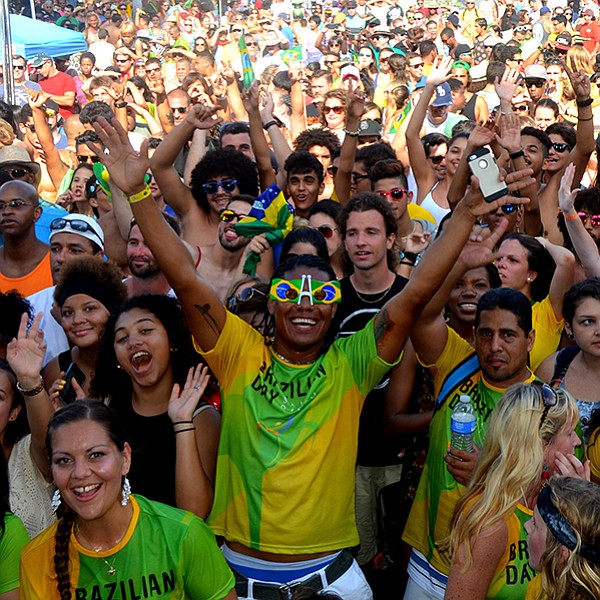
[194, 195, 273, 302]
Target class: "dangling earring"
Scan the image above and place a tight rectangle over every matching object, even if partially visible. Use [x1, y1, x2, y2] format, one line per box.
[51, 489, 62, 512]
[121, 477, 131, 506]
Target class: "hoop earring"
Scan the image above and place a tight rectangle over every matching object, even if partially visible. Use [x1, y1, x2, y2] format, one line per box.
[51, 489, 62, 513]
[121, 477, 131, 506]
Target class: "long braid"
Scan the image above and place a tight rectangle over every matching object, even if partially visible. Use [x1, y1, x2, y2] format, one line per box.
[54, 507, 76, 600]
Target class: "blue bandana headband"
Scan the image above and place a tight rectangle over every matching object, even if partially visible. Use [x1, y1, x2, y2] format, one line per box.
[537, 485, 600, 565]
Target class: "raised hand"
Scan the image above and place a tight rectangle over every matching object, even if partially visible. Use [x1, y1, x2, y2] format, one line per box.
[459, 221, 508, 271]
[467, 124, 496, 150]
[496, 111, 522, 153]
[494, 67, 520, 103]
[241, 81, 260, 114]
[184, 103, 223, 129]
[558, 162, 578, 217]
[564, 62, 592, 100]
[426, 55, 454, 87]
[168, 364, 211, 423]
[6, 313, 46, 383]
[346, 86, 367, 120]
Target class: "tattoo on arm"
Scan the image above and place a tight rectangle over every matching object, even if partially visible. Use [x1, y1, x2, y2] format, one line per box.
[194, 303, 221, 337]
[374, 308, 395, 346]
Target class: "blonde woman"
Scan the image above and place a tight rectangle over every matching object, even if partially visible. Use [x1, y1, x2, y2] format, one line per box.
[526, 477, 600, 600]
[445, 383, 584, 600]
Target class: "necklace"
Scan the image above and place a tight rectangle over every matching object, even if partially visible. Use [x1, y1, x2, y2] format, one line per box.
[271, 347, 316, 366]
[351, 279, 395, 305]
[76, 528, 126, 576]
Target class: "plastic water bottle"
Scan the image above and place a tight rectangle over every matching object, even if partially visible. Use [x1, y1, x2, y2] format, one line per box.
[450, 395, 476, 453]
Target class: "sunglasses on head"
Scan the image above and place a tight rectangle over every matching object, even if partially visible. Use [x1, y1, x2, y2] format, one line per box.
[552, 142, 571, 153]
[204, 179, 238, 195]
[428, 155, 445, 164]
[227, 286, 266, 312]
[323, 105, 344, 114]
[219, 208, 247, 222]
[534, 382, 558, 430]
[578, 212, 600, 227]
[77, 155, 100, 164]
[379, 188, 407, 201]
[50, 217, 103, 243]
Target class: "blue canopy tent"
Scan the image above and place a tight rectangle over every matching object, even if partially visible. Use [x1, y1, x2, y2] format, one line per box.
[0, 14, 87, 60]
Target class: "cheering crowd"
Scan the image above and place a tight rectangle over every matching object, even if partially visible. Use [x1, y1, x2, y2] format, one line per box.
[1, 0, 600, 598]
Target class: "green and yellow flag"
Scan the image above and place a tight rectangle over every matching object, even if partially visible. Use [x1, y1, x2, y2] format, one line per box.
[239, 34, 255, 89]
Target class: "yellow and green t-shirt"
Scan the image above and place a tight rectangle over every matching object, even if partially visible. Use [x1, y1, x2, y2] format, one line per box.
[20, 495, 234, 599]
[197, 312, 397, 554]
[403, 328, 535, 575]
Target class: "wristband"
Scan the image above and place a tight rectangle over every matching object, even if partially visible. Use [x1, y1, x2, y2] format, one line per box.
[263, 120, 278, 131]
[174, 427, 196, 434]
[578, 116, 594, 121]
[401, 251, 419, 264]
[399, 260, 415, 267]
[126, 185, 152, 204]
[172, 420, 194, 426]
[114, 100, 128, 109]
[344, 128, 360, 137]
[17, 378, 45, 397]
[576, 97, 593, 108]
[509, 149, 525, 160]
[563, 212, 579, 221]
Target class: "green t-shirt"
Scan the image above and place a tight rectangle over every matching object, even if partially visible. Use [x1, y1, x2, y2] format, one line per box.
[197, 312, 397, 554]
[0, 512, 29, 594]
[20, 495, 235, 599]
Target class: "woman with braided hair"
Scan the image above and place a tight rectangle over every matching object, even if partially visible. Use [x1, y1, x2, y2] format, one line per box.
[525, 477, 600, 600]
[19, 399, 236, 600]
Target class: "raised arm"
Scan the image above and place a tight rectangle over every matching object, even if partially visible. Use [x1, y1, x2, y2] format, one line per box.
[559, 163, 600, 276]
[374, 168, 535, 363]
[261, 92, 293, 191]
[91, 117, 226, 352]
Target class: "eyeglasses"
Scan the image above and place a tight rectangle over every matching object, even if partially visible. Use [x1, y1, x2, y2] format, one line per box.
[50, 217, 103, 244]
[578, 212, 600, 227]
[513, 104, 529, 112]
[552, 142, 571, 153]
[379, 188, 407, 201]
[219, 208, 247, 222]
[227, 286, 266, 312]
[351, 172, 370, 182]
[77, 155, 101, 163]
[323, 105, 344, 114]
[535, 382, 558, 430]
[171, 106, 187, 114]
[13, 65, 25, 70]
[0, 199, 34, 211]
[203, 179, 238, 195]
[525, 79, 545, 88]
[245, 41, 258, 46]
[428, 155, 446, 164]
[1, 167, 32, 179]
[316, 224, 338, 238]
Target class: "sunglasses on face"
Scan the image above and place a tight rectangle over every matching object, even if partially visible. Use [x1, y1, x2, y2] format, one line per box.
[379, 188, 407, 201]
[77, 155, 101, 163]
[410, 62, 424, 68]
[316, 224, 338, 238]
[245, 41, 258, 46]
[25, 124, 36, 133]
[551, 142, 571, 153]
[501, 204, 517, 214]
[0, 199, 34, 211]
[534, 382, 558, 430]
[525, 79, 545, 88]
[219, 208, 247, 222]
[146, 67, 161, 73]
[13, 65, 25, 70]
[428, 155, 445, 164]
[269, 275, 342, 305]
[203, 179, 238, 195]
[171, 106, 187, 114]
[578, 212, 600, 227]
[115, 57, 131, 63]
[1, 167, 32, 179]
[351, 172, 370, 182]
[513, 104, 529, 112]
[323, 105, 344, 114]
[227, 286, 266, 312]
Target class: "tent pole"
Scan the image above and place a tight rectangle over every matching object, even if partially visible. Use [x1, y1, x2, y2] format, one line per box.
[1, 3, 15, 104]
[30, 0, 37, 20]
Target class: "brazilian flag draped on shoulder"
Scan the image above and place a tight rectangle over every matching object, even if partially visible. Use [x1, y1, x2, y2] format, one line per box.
[234, 184, 294, 276]
[239, 34, 255, 89]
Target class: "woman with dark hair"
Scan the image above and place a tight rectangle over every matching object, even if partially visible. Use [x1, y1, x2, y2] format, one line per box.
[534, 98, 561, 130]
[225, 277, 271, 337]
[526, 477, 600, 600]
[280, 227, 330, 264]
[537, 278, 600, 443]
[495, 232, 575, 371]
[308, 200, 345, 279]
[0, 449, 29, 600]
[19, 400, 236, 600]
[55, 163, 94, 216]
[91, 295, 220, 517]
[181, 71, 213, 105]
[320, 90, 347, 141]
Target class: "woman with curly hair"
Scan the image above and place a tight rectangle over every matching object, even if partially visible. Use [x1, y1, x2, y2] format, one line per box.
[526, 477, 600, 600]
[43, 257, 128, 398]
[19, 400, 236, 600]
[445, 383, 582, 599]
[91, 295, 220, 517]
